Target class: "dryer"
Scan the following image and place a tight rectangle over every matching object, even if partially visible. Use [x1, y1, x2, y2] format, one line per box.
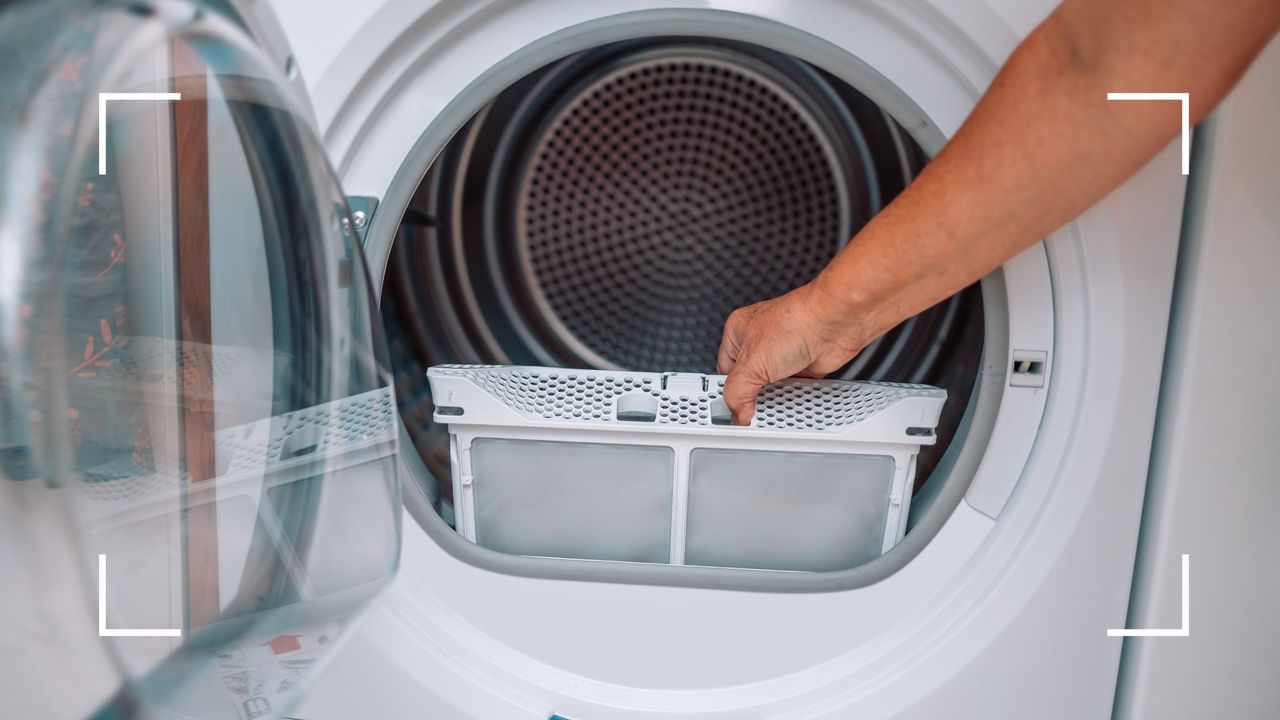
[3, 0, 1261, 718]
[262, 1, 1188, 718]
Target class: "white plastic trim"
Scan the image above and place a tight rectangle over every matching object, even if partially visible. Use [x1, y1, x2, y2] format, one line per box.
[428, 365, 945, 566]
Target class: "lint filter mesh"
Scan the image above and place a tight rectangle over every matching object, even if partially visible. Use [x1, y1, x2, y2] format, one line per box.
[428, 365, 945, 573]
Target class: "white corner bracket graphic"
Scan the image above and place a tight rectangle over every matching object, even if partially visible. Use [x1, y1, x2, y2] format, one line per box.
[98, 554, 182, 638]
[1107, 553, 1190, 637]
[1106, 92, 1190, 175]
[98, 92, 182, 175]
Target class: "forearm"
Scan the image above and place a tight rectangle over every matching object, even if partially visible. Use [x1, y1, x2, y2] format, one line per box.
[813, 0, 1280, 343]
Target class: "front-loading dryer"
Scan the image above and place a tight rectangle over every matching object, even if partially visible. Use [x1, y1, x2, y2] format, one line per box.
[256, 1, 1189, 718]
[2, 0, 1241, 718]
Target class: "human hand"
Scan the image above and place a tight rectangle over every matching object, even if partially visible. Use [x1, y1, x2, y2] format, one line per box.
[716, 279, 870, 424]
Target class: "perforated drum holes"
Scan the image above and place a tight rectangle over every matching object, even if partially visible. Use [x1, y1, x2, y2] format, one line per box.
[516, 46, 856, 371]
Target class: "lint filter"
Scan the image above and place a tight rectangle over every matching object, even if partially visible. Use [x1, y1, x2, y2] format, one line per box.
[428, 365, 945, 573]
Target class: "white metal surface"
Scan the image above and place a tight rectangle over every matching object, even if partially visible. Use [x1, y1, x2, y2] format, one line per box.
[1114, 34, 1280, 719]
[429, 365, 944, 566]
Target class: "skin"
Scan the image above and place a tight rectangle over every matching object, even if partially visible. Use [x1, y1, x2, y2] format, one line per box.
[717, 0, 1280, 424]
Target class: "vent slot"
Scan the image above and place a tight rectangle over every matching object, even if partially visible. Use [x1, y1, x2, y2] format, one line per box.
[1010, 349, 1048, 388]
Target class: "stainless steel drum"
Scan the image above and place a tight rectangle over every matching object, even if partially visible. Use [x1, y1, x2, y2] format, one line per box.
[381, 38, 982, 500]
[513, 46, 859, 370]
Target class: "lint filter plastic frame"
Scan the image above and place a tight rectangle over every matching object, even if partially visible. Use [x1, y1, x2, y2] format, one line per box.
[428, 364, 946, 571]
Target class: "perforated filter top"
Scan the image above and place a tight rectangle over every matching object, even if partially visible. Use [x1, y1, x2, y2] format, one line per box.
[514, 45, 859, 371]
[428, 364, 945, 572]
[430, 364, 942, 433]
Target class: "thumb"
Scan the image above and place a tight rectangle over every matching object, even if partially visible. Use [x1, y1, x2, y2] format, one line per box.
[722, 355, 772, 425]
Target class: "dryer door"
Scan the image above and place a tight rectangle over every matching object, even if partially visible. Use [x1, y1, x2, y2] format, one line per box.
[0, 1, 399, 718]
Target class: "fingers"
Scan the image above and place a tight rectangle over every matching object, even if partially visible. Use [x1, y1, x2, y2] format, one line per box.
[716, 309, 746, 374]
[716, 332, 738, 375]
[716, 286, 861, 424]
[718, 309, 766, 423]
[722, 357, 772, 425]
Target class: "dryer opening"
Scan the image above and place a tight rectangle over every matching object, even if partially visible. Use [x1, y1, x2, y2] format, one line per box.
[381, 37, 984, 572]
